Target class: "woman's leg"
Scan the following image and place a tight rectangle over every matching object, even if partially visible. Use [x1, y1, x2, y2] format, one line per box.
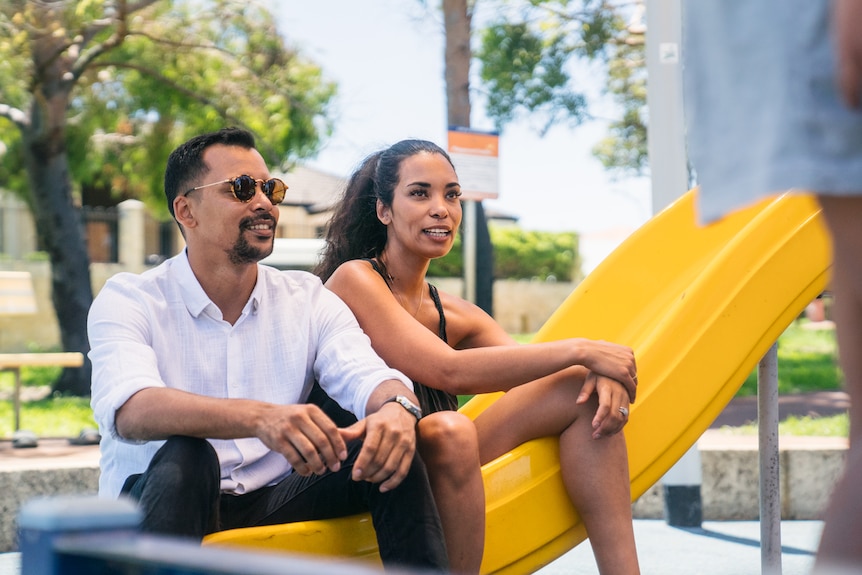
[474, 373, 639, 575]
[418, 411, 485, 575]
[814, 195, 862, 569]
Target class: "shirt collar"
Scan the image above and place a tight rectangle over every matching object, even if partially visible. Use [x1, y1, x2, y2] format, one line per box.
[174, 249, 262, 320]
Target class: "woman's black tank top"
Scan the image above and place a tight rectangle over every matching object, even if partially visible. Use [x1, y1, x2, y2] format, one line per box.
[366, 259, 459, 414]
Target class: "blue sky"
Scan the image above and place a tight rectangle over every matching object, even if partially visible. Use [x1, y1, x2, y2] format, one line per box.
[273, 1, 653, 269]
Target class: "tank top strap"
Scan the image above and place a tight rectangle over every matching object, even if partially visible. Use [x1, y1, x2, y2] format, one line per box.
[427, 284, 447, 344]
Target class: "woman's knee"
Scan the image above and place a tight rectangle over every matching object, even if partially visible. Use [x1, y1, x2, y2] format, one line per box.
[418, 412, 480, 470]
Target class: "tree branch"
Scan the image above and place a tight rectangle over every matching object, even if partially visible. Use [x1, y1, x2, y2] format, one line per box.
[0, 103, 29, 129]
[71, 0, 162, 80]
[92, 60, 245, 125]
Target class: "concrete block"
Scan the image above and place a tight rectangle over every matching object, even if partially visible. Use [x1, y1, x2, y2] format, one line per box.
[633, 434, 848, 522]
[782, 446, 846, 519]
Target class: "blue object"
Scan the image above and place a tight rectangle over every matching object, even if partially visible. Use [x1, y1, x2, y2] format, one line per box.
[18, 496, 141, 575]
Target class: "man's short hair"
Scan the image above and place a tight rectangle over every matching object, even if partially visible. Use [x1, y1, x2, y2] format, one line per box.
[164, 127, 257, 218]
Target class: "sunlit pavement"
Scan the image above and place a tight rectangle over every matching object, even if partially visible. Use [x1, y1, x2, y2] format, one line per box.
[0, 519, 823, 575]
[536, 519, 822, 575]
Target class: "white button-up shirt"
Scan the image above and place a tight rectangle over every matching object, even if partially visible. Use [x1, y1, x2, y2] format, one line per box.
[89, 251, 412, 498]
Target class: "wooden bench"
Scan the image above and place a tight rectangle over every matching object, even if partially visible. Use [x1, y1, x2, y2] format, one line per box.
[0, 352, 85, 431]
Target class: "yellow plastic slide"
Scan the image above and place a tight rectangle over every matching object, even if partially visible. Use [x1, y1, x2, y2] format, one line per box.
[204, 189, 832, 574]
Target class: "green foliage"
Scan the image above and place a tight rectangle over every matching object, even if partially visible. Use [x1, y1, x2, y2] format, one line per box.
[0, 0, 336, 217]
[737, 321, 842, 396]
[427, 225, 581, 281]
[474, 1, 647, 174]
[478, 21, 586, 134]
[592, 29, 648, 175]
[491, 226, 580, 281]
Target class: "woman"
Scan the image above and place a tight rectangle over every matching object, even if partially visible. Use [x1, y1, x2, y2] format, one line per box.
[316, 139, 640, 574]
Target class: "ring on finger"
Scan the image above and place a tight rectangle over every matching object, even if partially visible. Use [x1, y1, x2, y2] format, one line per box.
[618, 406, 629, 417]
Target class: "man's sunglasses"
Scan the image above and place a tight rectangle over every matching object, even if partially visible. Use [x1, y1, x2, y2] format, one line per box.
[184, 175, 288, 205]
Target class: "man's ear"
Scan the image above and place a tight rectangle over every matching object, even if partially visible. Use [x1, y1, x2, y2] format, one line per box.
[376, 199, 391, 225]
[174, 196, 197, 229]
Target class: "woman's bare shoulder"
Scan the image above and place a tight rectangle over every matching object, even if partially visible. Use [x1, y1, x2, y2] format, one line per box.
[326, 259, 378, 287]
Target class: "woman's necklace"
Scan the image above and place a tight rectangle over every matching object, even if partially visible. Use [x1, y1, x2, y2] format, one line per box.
[380, 258, 424, 318]
[394, 286, 424, 318]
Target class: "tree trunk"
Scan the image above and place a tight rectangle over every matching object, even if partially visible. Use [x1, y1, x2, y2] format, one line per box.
[22, 17, 94, 396]
[22, 132, 94, 396]
[442, 0, 494, 316]
[443, 0, 472, 128]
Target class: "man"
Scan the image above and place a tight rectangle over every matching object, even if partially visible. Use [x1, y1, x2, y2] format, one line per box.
[88, 127, 448, 571]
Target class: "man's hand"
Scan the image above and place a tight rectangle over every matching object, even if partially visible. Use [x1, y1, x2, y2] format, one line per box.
[255, 404, 348, 476]
[577, 371, 631, 439]
[340, 402, 417, 493]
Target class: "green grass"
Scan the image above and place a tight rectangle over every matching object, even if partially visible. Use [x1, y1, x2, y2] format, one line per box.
[1, 365, 96, 438]
[717, 412, 849, 437]
[736, 320, 842, 396]
[0, 396, 97, 438]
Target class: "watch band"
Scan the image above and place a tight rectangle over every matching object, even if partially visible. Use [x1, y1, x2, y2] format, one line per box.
[384, 395, 423, 422]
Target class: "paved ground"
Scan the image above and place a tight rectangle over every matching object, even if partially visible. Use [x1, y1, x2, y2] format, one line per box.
[537, 519, 822, 575]
[0, 519, 824, 575]
[708, 390, 850, 428]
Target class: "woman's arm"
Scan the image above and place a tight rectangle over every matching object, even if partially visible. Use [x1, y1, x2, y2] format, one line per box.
[325, 260, 637, 399]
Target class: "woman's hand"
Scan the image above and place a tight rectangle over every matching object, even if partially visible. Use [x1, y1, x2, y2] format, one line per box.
[578, 371, 632, 439]
[573, 339, 638, 403]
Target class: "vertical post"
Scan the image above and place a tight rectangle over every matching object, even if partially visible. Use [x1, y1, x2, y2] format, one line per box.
[12, 367, 21, 431]
[463, 200, 477, 303]
[647, 0, 703, 527]
[661, 448, 703, 526]
[758, 343, 782, 574]
[118, 199, 147, 273]
[646, 0, 689, 214]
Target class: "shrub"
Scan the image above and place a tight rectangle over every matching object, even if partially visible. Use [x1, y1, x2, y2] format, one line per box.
[427, 225, 582, 281]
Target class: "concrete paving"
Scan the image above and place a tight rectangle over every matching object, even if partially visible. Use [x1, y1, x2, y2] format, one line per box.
[0, 519, 823, 575]
[536, 519, 822, 575]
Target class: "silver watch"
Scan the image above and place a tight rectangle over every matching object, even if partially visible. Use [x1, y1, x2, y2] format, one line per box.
[385, 395, 423, 422]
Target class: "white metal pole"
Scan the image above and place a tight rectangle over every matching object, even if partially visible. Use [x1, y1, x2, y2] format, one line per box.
[758, 343, 782, 574]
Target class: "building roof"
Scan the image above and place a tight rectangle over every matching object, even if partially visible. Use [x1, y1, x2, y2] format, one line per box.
[277, 166, 346, 214]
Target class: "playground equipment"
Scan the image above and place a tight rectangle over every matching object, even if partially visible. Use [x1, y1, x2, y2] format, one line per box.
[204, 189, 832, 574]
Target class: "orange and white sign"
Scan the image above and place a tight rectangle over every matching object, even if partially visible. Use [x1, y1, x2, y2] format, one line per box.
[447, 127, 499, 200]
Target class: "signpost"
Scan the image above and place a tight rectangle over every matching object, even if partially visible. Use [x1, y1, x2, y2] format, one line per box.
[447, 127, 499, 303]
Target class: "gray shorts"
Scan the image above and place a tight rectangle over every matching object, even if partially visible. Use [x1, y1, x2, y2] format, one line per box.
[683, 0, 862, 224]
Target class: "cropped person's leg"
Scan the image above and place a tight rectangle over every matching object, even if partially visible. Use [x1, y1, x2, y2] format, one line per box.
[814, 195, 862, 569]
[120, 435, 220, 538]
